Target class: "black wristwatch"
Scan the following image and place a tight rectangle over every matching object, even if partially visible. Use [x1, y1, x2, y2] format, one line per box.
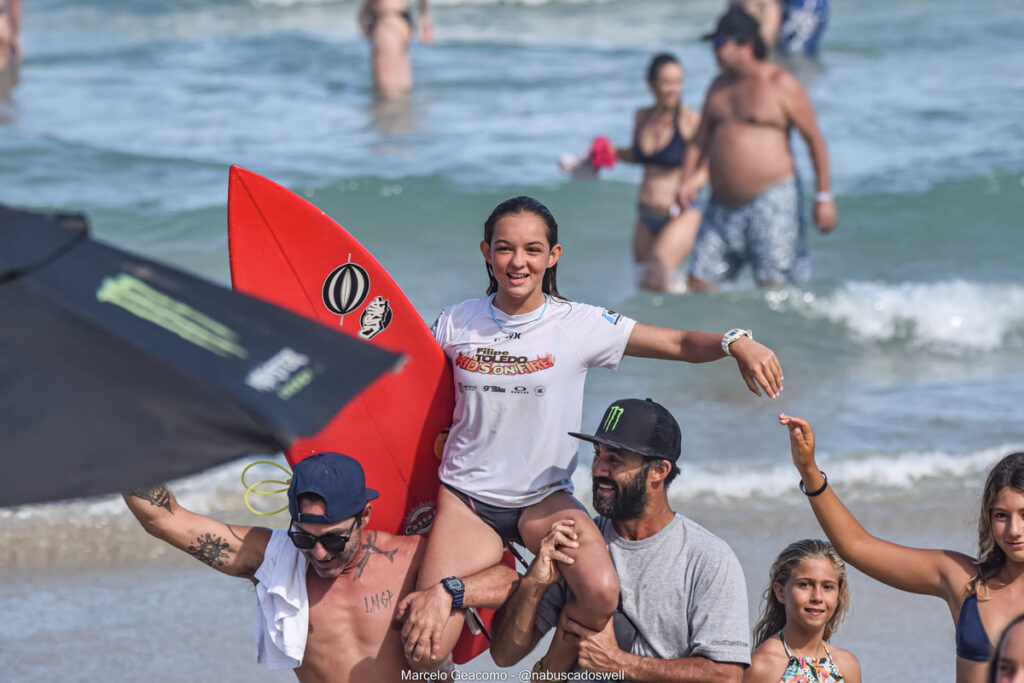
[440, 576, 465, 609]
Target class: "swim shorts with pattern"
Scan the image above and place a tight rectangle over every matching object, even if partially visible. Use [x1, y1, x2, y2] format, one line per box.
[689, 177, 809, 285]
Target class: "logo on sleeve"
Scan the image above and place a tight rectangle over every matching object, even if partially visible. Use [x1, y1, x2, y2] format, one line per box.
[602, 309, 622, 325]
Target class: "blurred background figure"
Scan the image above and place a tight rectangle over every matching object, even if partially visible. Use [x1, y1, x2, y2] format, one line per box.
[731, 0, 782, 56]
[730, 0, 830, 58]
[613, 54, 706, 294]
[778, 0, 829, 58]
[0, 0, 21, 90]
[359, 0, 433, 99]
[681, 6, 836, 290]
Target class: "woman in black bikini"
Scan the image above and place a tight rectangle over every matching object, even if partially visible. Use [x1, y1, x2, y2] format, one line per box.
[613, 53, 708, 293]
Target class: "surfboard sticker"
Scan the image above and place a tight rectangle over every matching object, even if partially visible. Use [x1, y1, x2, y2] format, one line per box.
[359, 295, 393, 340]
[402, 501, 436, 536]
[322, 261, 370, 318]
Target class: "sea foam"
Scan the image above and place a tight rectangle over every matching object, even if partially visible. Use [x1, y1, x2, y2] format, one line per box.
[765, 280, 1024, 354]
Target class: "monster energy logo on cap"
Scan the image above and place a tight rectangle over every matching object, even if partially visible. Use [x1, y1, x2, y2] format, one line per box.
[602, 405, 625, 431]
[568, 398, 682, 462]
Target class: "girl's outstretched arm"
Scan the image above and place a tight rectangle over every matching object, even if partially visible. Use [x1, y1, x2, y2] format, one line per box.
[780, 413, 972, 601]
[626, 324, 783, 398]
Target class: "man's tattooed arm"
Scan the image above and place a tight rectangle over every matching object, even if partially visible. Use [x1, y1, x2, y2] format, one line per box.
[187, 533, 231, 567]
[128, 484, 172, 513]
[123, 483, 268, 578]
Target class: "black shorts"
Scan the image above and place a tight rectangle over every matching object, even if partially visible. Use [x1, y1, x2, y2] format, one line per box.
[443, 483, 523, 547]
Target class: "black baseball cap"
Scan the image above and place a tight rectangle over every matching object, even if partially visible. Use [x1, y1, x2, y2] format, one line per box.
[702, 6, 760, 42]
[569, 398, 682, 462]
[288, 452, 380, 524]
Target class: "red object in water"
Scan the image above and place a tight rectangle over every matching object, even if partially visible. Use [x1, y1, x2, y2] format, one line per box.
[589, 136, 617, 170]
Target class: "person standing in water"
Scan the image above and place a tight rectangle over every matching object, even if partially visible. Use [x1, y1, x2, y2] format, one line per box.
[782, 413, 1024, 683]
[0, 0, 22, 84]
[611, 53, 708, 293]
[358, 0, 432, 98]
[680, 7, 837, 289]
[399, 195, 781, 674]
[745, 539, 861, 683]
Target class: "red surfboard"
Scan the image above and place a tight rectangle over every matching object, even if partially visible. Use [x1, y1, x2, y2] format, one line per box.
[227, 166, 500, 663]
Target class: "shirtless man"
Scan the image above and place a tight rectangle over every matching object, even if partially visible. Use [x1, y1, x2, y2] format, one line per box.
[358, 0, 432, 98]
[680, 6, 836, 290]
[124, 452, 516, 682]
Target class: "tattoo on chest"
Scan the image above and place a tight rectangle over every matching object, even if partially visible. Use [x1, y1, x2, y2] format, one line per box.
[354, 531, 397, 579]
[130, 485, 172, 512]
[188, 533, 230, 567]
[363, 588, 395, 613]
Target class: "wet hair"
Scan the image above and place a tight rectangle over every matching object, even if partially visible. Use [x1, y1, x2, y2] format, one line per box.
[970, 452, 1024, 596]
[646, 53, 681, 86]
[752, 539, 852, 648]
[482, 196, 564, 300]
[988, 613, 1024, 683]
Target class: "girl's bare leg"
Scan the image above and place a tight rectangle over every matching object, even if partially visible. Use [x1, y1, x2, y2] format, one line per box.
[519, 491, 618, 673]
[411, 485, 504, 669]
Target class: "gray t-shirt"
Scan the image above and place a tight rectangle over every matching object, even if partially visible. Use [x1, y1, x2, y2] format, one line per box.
[536, 513, 750, 672]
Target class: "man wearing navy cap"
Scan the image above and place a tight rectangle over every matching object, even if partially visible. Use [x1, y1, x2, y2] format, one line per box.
[491, 399, 750, 681]
[124, 452, 516, 682]
[679, 5, 837, 290]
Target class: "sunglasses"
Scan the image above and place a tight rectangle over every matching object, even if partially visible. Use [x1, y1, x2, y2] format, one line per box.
[288, 518, 358, 554]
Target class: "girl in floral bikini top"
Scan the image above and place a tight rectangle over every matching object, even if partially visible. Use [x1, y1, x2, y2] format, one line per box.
[744, 539, 862, 683]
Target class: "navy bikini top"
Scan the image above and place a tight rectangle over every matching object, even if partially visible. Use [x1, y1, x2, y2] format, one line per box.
[632, 110, 686, 168]
[956, 594, 993, 662]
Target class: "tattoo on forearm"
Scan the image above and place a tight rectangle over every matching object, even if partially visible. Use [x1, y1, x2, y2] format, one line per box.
[129, 485, 172, 512]
[363, 588, 395, 613]
[187, 533, 230, 567]
[354, 530, 397, 579]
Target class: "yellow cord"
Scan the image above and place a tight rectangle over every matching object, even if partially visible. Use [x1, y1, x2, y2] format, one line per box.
[241, 460, 291, 516]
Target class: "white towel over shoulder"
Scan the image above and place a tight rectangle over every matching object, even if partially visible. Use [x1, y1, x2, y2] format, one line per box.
[254, 528, 309, 669]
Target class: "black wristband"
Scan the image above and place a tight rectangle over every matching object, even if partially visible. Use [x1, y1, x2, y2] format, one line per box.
[799, 471, 828, 497]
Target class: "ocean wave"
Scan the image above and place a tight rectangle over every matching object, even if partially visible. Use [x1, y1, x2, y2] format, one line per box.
[571, 444, 1021, 505]
[765, 280, 1024, 354]
[682, 444, 1017, 500]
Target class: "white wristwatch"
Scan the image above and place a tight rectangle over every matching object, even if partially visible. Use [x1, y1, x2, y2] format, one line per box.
[721, 328, 753, 356]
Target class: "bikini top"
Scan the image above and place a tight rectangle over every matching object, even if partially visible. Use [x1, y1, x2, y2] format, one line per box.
[632, 109, 686, 168]
[778, 632, 845, 683]
[956, 594, 993, 662]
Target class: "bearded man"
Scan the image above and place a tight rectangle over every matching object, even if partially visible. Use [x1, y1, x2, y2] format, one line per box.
[490, 398, 751, 682]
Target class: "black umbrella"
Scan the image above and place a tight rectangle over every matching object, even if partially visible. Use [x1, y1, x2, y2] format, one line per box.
[0, 205, 401, 507]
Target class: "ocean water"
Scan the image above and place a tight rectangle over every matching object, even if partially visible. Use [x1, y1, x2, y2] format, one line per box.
[2, 0, 1024, 679]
